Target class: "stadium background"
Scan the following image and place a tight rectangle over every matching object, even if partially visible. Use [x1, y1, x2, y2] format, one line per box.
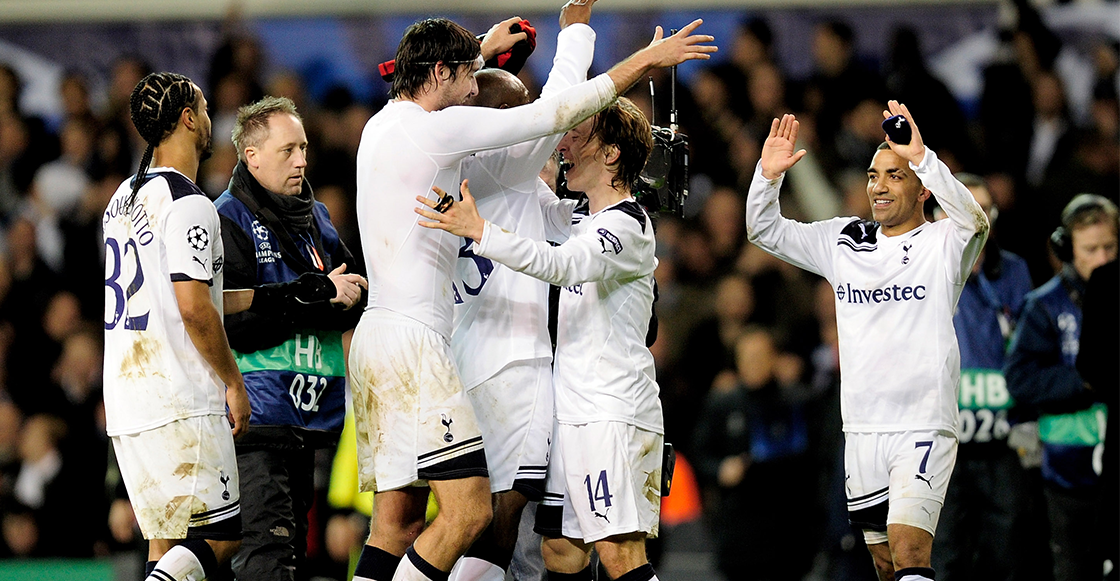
[0, 0, 1115, 579]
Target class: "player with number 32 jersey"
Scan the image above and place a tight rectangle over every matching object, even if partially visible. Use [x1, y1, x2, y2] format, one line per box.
[103, 168, 227, 437]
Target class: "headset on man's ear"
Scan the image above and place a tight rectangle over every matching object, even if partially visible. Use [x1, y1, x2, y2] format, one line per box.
[1050, 194, 1115, 263]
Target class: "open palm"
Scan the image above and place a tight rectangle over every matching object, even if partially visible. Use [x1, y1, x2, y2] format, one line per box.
[760, 114, 806, 179]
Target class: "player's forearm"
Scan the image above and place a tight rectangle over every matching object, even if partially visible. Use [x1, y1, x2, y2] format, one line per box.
[744, 161, 786, 248]
[913, 148, 989, 239]
[476, 220, 642, 286]
[431, 74, 615, 159]
[745, 162, 832, 279]
[606, 48, 656, 96]
[187, 312, 243, 388]
[177, 286, 244, 388]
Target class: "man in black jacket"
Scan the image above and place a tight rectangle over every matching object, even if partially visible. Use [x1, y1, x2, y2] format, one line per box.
[215, 95, 366, 581]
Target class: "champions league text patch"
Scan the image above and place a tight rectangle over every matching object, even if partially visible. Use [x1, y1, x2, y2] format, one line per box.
[597, 228, 622, 254]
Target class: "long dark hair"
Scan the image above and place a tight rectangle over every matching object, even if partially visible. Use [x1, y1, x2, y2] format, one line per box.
[390, 18, 479, 100]
[126, 72, 198, 211]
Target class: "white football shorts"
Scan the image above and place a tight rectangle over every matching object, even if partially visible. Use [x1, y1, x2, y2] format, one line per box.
[349, 313, 488, 492]
[113, 414, 241, 541]
[467, 357, 552, 498]
[845, 429, 958, 544]
[537, 421, 662, 543]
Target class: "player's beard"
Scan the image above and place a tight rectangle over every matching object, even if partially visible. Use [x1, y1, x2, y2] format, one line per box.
[198, 131, 213, 162]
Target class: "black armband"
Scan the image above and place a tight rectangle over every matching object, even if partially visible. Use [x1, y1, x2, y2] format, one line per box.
[249, 272, 335, 317]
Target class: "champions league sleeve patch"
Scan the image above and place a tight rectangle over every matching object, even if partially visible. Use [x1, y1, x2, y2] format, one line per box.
[187, 225, 210, 251]
[597, 228, 623, 254]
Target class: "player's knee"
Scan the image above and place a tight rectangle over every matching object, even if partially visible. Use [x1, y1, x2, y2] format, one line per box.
[439, 495, 493, 542]
[462, 498, 494, 541]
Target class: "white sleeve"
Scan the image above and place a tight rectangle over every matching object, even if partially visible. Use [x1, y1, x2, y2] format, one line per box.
[415, 73, 616, 165]
[744, 162, 844, 282]
[910, 147, 990, 284]
[535, 179, 576, 243]
[540, 23, 594, 98]
[164, 194, 220, 285]
[474, 211, 651, 287]
[463, 24, 597, 195]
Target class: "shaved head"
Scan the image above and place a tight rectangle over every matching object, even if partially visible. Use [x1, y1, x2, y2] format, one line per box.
[466, 68, 530, 109]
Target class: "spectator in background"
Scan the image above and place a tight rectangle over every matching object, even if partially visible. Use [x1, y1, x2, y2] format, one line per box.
[930, 174, 1038, 581]
[692, 327, 814, 581]
[3, 414, 83, 556]
[675, 273, 755, 444]
[743, 61, 785, 135]
[884, 27, 974, 169]
[802, 21, 883, 157]
[1025, 71, 1075, 190]
[700, 188, 746, 274]
[58, 71, 95, 127]
[208, 33, 265, 109]
[30, 115, 97, 272]
[1, 219, 62, 413]
[1006, 194, 1118, 581]
[0, 65, 58, 215]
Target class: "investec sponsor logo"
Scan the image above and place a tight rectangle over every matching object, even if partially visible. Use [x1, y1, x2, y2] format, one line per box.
[835, 282, 927, 304]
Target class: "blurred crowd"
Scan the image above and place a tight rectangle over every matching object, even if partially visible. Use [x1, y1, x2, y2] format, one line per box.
[0, 1, 1115, 580]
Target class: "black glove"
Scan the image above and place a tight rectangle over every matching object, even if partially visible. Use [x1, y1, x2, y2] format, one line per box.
[248, 272, 335, 318]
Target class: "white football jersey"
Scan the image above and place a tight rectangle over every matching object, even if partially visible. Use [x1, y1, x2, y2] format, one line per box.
[474, 198, 662, 432]
[745, 149, 988, 434]
[355, 69, 616, 340]
[103, 168, 227, 437]
[452, 23, 595, 389]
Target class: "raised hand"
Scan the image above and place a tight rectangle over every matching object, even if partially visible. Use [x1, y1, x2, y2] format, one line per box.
[480, 16, 529, 60]
[883, 100, 926, 166]
[560, 0, 595, 28]
[415, 180, 487, 243]
[760, 114, 807, 179]
[640, 19, 718, 68]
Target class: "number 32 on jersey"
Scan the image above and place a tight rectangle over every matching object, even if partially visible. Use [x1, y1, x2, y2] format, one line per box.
[105, 236, 150, 331]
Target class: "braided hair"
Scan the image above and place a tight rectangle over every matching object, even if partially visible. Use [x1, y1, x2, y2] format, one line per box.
[126, 72, 198, 210]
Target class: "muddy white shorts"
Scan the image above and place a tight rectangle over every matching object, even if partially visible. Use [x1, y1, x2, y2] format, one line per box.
[112, 414, 241, 541]
[845, 429, 957, 544]
[467, 357, 552, 499]
[349, 312, 488, 492]
[536, 421, 662, 543]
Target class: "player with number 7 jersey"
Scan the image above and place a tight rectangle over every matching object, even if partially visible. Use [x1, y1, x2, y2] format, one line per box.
[746, 107, 988, 581]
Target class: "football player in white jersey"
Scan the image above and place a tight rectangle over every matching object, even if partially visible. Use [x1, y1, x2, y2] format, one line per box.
[744, 104, 989, 581]
[102, 72, 251, 581]
[448, 5, 597, 581]
[417, 97, 665, 581]
[350, 14, 713, 581]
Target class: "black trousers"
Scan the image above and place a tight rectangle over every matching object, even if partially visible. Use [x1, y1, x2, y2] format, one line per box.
[932, 447, 1052, 581]
[1044, 483, 1103, 581]
[231, 447, 315, 581]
